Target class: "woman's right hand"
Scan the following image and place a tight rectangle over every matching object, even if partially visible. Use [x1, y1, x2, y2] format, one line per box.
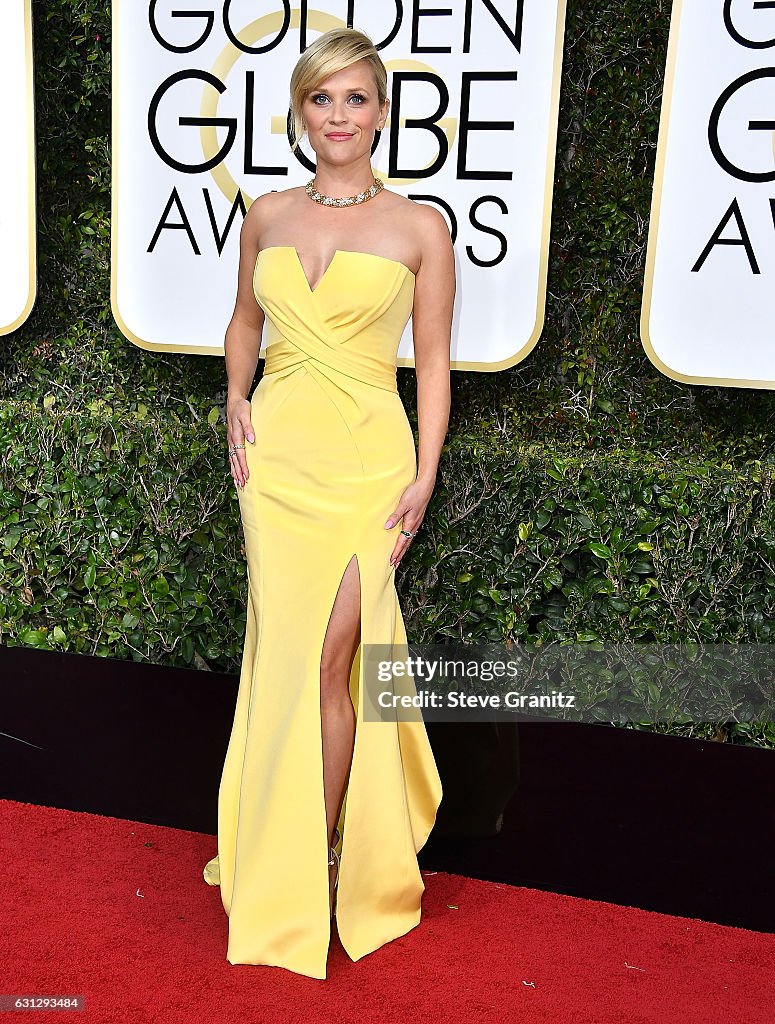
[227, 394, 255, 489]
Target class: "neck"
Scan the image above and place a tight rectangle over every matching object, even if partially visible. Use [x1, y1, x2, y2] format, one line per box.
[311, 159, 376, 198]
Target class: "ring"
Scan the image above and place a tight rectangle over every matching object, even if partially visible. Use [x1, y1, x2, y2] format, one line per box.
[400, 529, 416, 538]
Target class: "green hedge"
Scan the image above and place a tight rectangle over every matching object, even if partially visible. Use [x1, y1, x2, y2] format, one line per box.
[2, 1, 773, 749]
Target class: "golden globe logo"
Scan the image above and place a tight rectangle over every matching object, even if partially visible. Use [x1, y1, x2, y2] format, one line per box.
[112, 2, 567, 368]
[642, 0, 775, 389]
[0, 0, 36, 336]
[146, 7, 516, 256]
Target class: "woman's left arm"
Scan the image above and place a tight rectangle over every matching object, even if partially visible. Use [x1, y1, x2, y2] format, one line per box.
[386, 206, 456, 568]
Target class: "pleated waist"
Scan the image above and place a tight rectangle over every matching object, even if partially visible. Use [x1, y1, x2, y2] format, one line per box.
[262, 335, 398, 393]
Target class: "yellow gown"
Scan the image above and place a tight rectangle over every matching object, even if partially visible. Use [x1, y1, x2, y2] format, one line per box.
[203, 244, 444, 980]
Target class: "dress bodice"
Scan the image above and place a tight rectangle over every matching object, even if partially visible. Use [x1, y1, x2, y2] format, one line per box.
[253, 246, 416, 392]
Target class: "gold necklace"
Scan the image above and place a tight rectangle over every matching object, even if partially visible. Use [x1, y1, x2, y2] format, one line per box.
[305, 176, 384, 207]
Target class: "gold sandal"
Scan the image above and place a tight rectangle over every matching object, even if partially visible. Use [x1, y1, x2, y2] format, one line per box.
[328, 843, 340, 919]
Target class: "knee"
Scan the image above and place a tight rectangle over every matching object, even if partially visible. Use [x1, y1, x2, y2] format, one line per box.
[320, 649, 355, 705]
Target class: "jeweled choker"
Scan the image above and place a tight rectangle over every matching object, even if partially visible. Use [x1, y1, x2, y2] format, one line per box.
[305, 176, 384, 207]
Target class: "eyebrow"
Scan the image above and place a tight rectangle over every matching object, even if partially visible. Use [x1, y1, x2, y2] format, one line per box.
[311, 85, 372, 93]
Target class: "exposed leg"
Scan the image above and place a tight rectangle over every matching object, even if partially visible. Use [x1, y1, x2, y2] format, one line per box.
[319, 554, 361, 918]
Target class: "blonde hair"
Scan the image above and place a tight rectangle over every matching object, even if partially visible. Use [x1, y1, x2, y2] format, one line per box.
[289, 28, 387, 152]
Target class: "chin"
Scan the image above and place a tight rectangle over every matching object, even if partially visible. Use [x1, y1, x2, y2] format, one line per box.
[318, 146, 365, 161]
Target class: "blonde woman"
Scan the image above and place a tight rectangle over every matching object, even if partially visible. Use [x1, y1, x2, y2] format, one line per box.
[203, 26, 454, 980]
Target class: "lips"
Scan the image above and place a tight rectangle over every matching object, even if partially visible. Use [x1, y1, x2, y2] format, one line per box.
[326, 133, 353, 140]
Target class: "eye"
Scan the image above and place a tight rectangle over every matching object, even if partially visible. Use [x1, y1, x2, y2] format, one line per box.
[349, 93, 366, 104]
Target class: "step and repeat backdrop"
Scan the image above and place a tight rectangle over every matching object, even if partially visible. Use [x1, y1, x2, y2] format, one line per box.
[642, 0, 775, 389]
[0, 0, 36, 337]
[6, 1, 775, 387]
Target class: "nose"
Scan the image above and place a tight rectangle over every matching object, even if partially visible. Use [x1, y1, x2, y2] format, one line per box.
[327, 100, 348, 124]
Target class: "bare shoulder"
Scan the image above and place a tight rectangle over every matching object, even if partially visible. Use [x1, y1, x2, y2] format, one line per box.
[410, 201, 453, 275]
[382, 191, 452, 271]
[242, 190, 276, 240]
[389, 192, 451, 246]
[244, 187, 305, 243]
[382, 189, 441, 224]
[413, 201, 451, 244]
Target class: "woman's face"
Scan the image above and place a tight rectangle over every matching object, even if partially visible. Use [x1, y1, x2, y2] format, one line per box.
[301, 58, 388, 164]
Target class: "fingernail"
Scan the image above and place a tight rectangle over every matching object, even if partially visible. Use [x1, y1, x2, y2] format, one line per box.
[248, 434, 255, 443]
[384, 520, 393, 529]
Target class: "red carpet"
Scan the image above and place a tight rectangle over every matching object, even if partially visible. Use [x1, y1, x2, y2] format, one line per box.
[0, 799, 771, 1023]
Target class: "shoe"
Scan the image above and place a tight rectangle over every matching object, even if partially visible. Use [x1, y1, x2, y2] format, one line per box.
[328, 844, 340, 919]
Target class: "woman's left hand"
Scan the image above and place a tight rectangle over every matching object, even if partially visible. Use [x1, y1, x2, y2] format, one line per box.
[384, 476, 435, 568]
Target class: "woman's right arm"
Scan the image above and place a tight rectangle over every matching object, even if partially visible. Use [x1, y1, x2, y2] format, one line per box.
[225, 195, 270, 489]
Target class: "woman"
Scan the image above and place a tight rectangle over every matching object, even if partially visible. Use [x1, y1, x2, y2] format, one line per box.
[203, 27, 455, 980]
